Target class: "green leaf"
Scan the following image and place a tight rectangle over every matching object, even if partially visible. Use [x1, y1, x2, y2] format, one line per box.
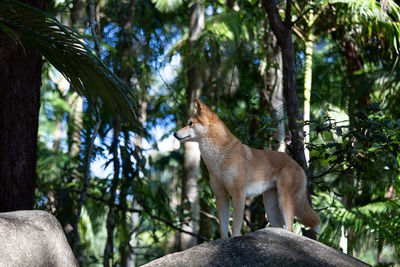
[0, 0, 142, 131]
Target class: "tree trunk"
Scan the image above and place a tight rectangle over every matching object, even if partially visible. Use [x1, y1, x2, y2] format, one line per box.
[120, 134, 137, 267]
[67, 0, 86, 157]
[67, 93, 83, 157]
[71, 0, 100, 261]
[116, 2, 139, 264]
[104, 117, 121, 267]
[54, 119, 63, 151]
[180, 0, 204, 250]
[0, 0, 45, 212]
[198, 161, 212, 243]
[70, 0, 86, 27]
[263, 30, 285, 153]
[303, 32, 315, 164]
[71, 107, 101, 263]
[262, 0, 308, 173]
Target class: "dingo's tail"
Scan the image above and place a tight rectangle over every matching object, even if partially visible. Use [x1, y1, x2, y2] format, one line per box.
[296, 193, 320, 231]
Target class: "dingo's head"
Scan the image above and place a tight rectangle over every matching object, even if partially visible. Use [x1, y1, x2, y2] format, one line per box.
[174, 99, 214, 143]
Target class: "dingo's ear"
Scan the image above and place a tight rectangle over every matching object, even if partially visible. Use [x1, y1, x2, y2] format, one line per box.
[194, 98, 203, 112]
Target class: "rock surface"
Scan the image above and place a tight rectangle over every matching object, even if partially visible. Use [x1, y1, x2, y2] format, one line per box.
[0, 210, 78, 267]
[143, 228, 369, 267]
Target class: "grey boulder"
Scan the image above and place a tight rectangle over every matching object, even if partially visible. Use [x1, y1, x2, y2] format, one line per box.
[0, 210, 78, 267]
[143, 228, 369, 267]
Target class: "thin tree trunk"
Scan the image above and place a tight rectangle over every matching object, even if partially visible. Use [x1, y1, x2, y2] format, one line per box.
[168, 138, 182, 252]
[0, 0, 45, 212]
[180, 0, 204, 250]
[377, 237, 383, 264]
[47, 72, 70, 152]
[262, 0, 308, 173]
[265, 32, 285, 152]
[72, 0, 101, 261]
[125, 91, 146, 266]
[71, 106, 101, 260]
[120, 133, 137, 267]
[198, 161, 212, 243]
[181, 142, 201, 248]
[303, 32, 315, 164]
[67, 93, 83, 157]
[54, 119, 62, 151]
[71, 0, 86, 27]
[88, 0, 101, 54]
[104, 117, 121, 267]
[119, 1, 140, 262]
[67, 0, 85, 157]
[292, 10, 318, 167]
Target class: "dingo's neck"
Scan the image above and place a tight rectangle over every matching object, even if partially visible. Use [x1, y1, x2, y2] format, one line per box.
[198, 123, 239, 166]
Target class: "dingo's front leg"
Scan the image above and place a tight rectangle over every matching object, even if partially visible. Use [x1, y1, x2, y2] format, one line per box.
[215, 192, 230, 239]
[211, 180, 230, 239]
[231, 192, 245, 237]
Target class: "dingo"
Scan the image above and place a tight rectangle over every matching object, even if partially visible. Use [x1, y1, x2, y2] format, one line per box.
[174, 99, 320, 238]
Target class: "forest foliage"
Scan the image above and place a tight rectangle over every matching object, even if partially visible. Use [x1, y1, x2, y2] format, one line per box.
[1, 0, 400, 266]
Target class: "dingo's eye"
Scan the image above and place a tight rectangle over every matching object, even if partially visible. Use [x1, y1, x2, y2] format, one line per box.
[188, 121, 193, 126]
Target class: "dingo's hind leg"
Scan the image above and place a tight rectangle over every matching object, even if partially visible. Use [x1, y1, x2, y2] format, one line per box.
[263, 189, 283, 227]
[276, 178, 295, 232]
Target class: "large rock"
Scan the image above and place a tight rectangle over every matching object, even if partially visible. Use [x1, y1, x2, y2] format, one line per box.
[144, 228, 369, 267]
[0, 210, 78, 267]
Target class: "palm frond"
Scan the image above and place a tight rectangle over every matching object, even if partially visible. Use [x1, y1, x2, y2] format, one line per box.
[320, 0, 400, 53]
[206, 11, 250, 42]
[152, 0, 183, 13]
[0, 0, 140, 130]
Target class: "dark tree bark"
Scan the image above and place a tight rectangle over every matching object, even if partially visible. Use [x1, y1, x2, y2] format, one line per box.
[262, 0, 308, 173]
[0, 0, 46, 212]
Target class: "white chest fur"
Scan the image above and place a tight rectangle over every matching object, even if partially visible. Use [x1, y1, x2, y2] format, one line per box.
[198, 139, 224, 176]
[199, 139, 241, 189]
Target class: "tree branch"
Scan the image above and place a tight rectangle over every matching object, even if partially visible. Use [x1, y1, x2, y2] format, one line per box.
[308, 163, 339, 179]
[88, 0, 100, 53]
[285, 0, 292, 26]
[262, 0, 287, 46]
[293, 26, 306, 42]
